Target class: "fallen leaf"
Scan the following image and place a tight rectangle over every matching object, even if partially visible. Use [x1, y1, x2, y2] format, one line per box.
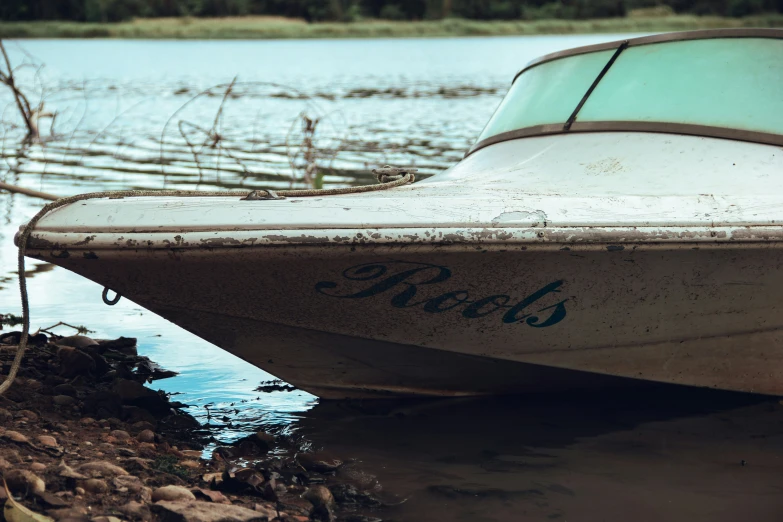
[3, 481, 55, 522]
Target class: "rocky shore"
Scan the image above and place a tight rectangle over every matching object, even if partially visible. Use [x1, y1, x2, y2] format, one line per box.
[0, 329, 387, 522]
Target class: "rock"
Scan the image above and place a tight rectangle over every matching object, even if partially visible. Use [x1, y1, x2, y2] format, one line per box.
[191, 488, 230, 504]
[0, 407, 12, 421]
[77, 460, 129, 478]
[0, 457, 12, 470]
[297, 452, 343, 473]
[4, 430, 29, 443]
[53, 383, 78, 396]
[53, 394, 77, 406]
[180, 450, 202, 458]
[92, 517, 123, 522]
[303, 485, 335, 509]
[179, 460, 200, 470]
[152, 500, 275, 522]
[58, 346, 96, 377]
[113, 475, 143, 493]
[30, 462, 47, 472]
[5, 469, 46, 496]
[58, 335, 98, 348]
[122, 405, 157, 425]
[47, 506, 89, 521]
[123, 457, 153, 472]
[255, 431, 276, 445]
[18, 409, 38, 421]
[152, 485, 197, 502]
[112, 378, 157, 401]
[80, 417, 97, 425]
[118, 448, 137, 457]
[75, 486, 86, 495]
[136, 429, 155, 443]
[118, 501, 150, 519]
[82, 478, 110, 494]
[37, 435, 59, 447]
[58, 460, 88, 479]
[99, 336, 137, 355]
[110, 429, 131, 441]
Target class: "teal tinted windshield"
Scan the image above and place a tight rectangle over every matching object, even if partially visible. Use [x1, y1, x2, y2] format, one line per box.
[475, 35, 783, 147]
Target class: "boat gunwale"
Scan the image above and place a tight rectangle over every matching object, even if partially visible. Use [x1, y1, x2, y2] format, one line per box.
[21, 225, 783, 253]
[467, 121, 783, 157]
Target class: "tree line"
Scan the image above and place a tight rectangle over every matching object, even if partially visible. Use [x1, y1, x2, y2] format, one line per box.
[3, 0, 782, 23]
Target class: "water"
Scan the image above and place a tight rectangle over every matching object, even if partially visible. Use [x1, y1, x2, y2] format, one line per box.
[1, 35, 783, 521]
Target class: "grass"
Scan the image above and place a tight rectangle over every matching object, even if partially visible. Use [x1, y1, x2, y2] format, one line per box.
[0, 14, 781, 39]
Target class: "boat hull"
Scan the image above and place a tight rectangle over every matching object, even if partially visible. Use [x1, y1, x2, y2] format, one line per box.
[27, 241, 783, 398]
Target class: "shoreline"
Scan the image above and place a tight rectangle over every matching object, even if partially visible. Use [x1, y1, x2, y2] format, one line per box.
[0, 328, 388, 522]
[1, 14, 782, 40]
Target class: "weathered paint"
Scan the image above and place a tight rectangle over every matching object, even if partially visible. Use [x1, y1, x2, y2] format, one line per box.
[17, 131, 783, 398]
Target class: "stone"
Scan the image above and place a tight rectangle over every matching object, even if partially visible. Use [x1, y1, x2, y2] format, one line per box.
[110, 429, 131, 440]
[75, 486, 86, 495]
[30, 462, 47, 472]
[132, 421, 155, 431]
[58, 460, 88, 479]
[47, 506, 89, 521]
[179, 460, 200, 470]
[297, 452, 343, 473]
[191, 488, 229, 504]
[123, 457, 153, 472]
[92, 517, 123, 522]
[152, 485, 197, 502]
[37, 435, 59, 447]
[180, 450, 202, 458]
[77, 460, 129, 478]
[58, 335, 98, 348]
[254, 431, 276, 445]
[136, 429, 155, 443]
[118, 501, 150, 520]
[303, 485, 335, 509]
[0, 407, 12, 421]
[53, 383, 78, 396]
[80, 417, 97, 425]
[18, 410, 39, 421]
[54, 394, 77, 406]
[82, 478, 110, 494]
[5, 469, 46, 496]
[0, 457, 12, 470]
[57, 346, 96, 377]
[152, 500, 275, 522]
[4, 430, 29, 443]
[113, 475, 143, 493]
[112, 379, 157, 401]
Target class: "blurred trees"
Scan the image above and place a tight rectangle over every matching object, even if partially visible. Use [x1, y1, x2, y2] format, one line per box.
[2, 0, 782, 22]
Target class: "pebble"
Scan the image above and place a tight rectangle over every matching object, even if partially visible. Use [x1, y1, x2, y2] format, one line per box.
[53, 383, 78, 396]
[4, 430, 29, 443]
[136, 429, 155, 443]
[110, 429, 131, 441]
[179, 460, 200, 469]
[58, 461, 88, 480]
[37, 435, 59, 447]
[5, 469, 46, 496]
[118, 501, 150, 519]
[74, 487, 86, 495]
[82, 478, 110, 494]
[0, 457, 11, 470]
[180, 449, 202, 458]
[77, 460, 129, 478]
[303, 485, 335, 509]
[18, 410, 38, 421]
[30, 462, 47, 472]
[152, 500, 276, 521]
[53, 394, 77, 406]
[151, 485, 196, 502]
[80, 417, 97, 425]
[113, 475, 143, 493]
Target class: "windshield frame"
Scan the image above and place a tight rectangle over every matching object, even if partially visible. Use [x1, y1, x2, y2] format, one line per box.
[468, 28, 783, 157]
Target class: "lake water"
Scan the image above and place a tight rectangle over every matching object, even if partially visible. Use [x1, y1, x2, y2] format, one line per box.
[1, 35, 783, 521]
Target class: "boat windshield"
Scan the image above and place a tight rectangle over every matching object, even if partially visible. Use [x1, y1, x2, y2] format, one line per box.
[471, 31, 783, 154]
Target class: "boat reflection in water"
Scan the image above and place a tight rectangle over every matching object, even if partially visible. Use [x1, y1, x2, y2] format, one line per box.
[296, 385, 783, 521]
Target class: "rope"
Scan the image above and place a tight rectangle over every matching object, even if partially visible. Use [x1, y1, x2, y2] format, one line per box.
[0, 172, 415, 395]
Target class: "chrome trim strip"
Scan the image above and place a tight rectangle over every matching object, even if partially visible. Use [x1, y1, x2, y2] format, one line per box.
[467, 121, 783, 157]
[512, 28, 783, 82]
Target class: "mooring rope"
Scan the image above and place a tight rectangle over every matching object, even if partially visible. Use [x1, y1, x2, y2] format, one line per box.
[0, 169, 416, 395]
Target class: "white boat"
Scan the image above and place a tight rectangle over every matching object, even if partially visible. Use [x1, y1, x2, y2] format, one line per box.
[18, 29, 783, 398]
